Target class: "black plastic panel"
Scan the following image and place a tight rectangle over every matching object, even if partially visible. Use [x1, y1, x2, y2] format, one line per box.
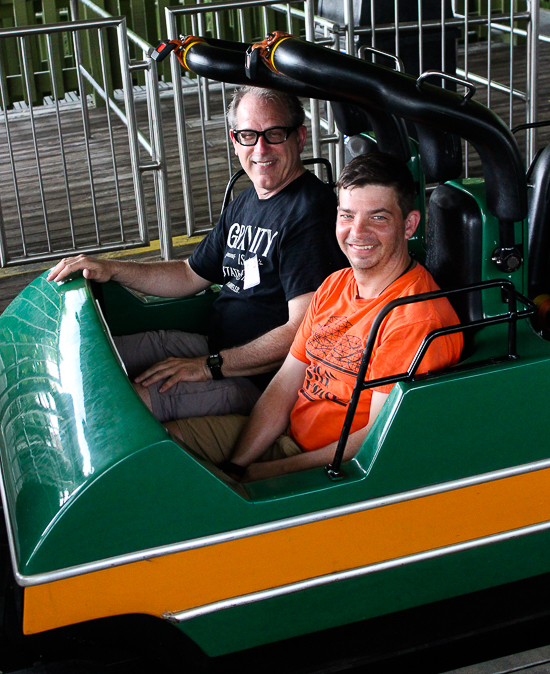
[527, 144, 550, 297]
[426, 184, 483, 324]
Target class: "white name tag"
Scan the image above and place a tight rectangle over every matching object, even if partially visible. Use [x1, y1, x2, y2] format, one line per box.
[243, 255, 261, 289]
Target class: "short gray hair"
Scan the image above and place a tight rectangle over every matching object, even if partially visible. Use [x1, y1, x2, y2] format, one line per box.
[227, 86, 305, 130]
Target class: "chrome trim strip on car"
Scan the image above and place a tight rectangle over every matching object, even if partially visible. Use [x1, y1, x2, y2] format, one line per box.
[0, 456, 21, 586]
[11, 456, 550, 586]
[162, 519, 550, 623]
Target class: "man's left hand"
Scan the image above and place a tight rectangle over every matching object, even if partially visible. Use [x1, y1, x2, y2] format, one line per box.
[134, 357, 211, 392]
[239, 461, 285, 483]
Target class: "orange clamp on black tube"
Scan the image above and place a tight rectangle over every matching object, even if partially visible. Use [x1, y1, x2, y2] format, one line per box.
[264, 31, 294, 73]
[151, 36, 207, 71]
[176, 35, 207, 71]
[245, 32, 294, 78]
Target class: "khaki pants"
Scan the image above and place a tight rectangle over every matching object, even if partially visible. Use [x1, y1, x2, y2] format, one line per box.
[170, 414, 301, 464]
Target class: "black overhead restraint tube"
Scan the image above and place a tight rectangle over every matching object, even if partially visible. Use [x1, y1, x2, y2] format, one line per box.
[262, 36, 527, 270]
[160, 36, 412, 164]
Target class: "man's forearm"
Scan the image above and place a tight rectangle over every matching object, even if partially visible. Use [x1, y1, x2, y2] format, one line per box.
[217, 291, 314, 378]
[134, 291, 314, 389]
[241, 391, 390, 482]
[136, 291, 314, 386]
[230, 355, 307, 466]
[110, 260, 209, 298]
[218, 322, 297, 377]
[48, 255, 211, 298]
[243, 426, 368, 482]
[133, 314, 304, 390]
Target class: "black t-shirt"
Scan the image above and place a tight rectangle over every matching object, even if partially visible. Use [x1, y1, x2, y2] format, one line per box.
[189, 170, 347, 366]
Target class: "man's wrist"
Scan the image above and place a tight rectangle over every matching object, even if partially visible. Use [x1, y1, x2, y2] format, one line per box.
[206, 353, 224, 380]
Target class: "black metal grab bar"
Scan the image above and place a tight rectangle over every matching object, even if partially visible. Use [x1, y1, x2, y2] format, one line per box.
[325, 279, 537, 480]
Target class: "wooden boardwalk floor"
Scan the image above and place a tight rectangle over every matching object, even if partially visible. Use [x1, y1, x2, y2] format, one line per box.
[0, 85, 239, 256]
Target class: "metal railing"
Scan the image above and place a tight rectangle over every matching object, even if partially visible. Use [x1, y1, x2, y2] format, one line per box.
[70, 0, 173, 260]
[0, 0, 544, 265]
[164, 0, 341, 237]
[0, 9, 172, 267]
[329, 0, 539, 168]
[162, 0, 542, 239]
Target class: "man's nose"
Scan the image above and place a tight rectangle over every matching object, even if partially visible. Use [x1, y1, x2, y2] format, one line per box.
[350, 216, 369, 236]
[255, 134, 270, 151]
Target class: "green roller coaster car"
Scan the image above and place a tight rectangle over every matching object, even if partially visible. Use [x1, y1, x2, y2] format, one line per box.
[2, 32, 550, 668]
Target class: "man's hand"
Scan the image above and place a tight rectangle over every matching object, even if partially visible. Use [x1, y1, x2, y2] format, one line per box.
[47, 255, 115, 284]
[135, 356, 211, 392]
[239, 462, 272, 483]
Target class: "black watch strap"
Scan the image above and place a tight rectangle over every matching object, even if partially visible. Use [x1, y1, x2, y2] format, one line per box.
[207, 353, 224, 380]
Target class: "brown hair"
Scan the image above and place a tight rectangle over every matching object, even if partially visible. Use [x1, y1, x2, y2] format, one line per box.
[336, 152, 417, 218]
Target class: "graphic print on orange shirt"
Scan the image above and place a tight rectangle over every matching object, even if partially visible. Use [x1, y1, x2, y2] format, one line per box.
[302, 316, 364, 406]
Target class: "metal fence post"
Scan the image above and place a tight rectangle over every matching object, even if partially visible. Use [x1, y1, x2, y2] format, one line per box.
[146, 53, 174, 260]
[166, 5, 195, 237]
[304, 0, 322, 177]
[117, 18, 149, 245]
[70, 0, 93, 142]
[528, 0, 539, 162]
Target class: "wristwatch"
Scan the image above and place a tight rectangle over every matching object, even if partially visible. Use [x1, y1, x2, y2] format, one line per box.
[207, 353, 224, 380]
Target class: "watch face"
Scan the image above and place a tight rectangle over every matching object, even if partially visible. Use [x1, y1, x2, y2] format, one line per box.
[208, 354, 224, 380]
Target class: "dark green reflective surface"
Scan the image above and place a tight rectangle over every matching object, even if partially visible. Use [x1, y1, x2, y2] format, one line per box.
[0, 274, 169, 571]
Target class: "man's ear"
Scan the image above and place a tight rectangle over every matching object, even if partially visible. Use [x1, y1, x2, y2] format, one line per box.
[296, 125, 307, 154]
[404, 210, 421, 240]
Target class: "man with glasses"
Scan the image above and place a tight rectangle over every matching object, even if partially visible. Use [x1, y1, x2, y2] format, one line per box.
[48, 86, 346, 423]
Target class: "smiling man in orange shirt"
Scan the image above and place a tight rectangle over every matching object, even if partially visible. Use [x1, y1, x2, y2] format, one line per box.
[167, 152, 463, 481]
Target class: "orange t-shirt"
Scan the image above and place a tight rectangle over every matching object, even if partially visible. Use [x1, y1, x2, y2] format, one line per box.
[289, 265, 463, 452]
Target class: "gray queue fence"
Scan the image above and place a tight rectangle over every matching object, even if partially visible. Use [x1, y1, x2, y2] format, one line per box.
[0, 0, 543, 265]
[0, 8, 172, 268]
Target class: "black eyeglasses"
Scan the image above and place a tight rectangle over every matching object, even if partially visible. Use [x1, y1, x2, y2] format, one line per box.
[232, 126, 297, 146]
